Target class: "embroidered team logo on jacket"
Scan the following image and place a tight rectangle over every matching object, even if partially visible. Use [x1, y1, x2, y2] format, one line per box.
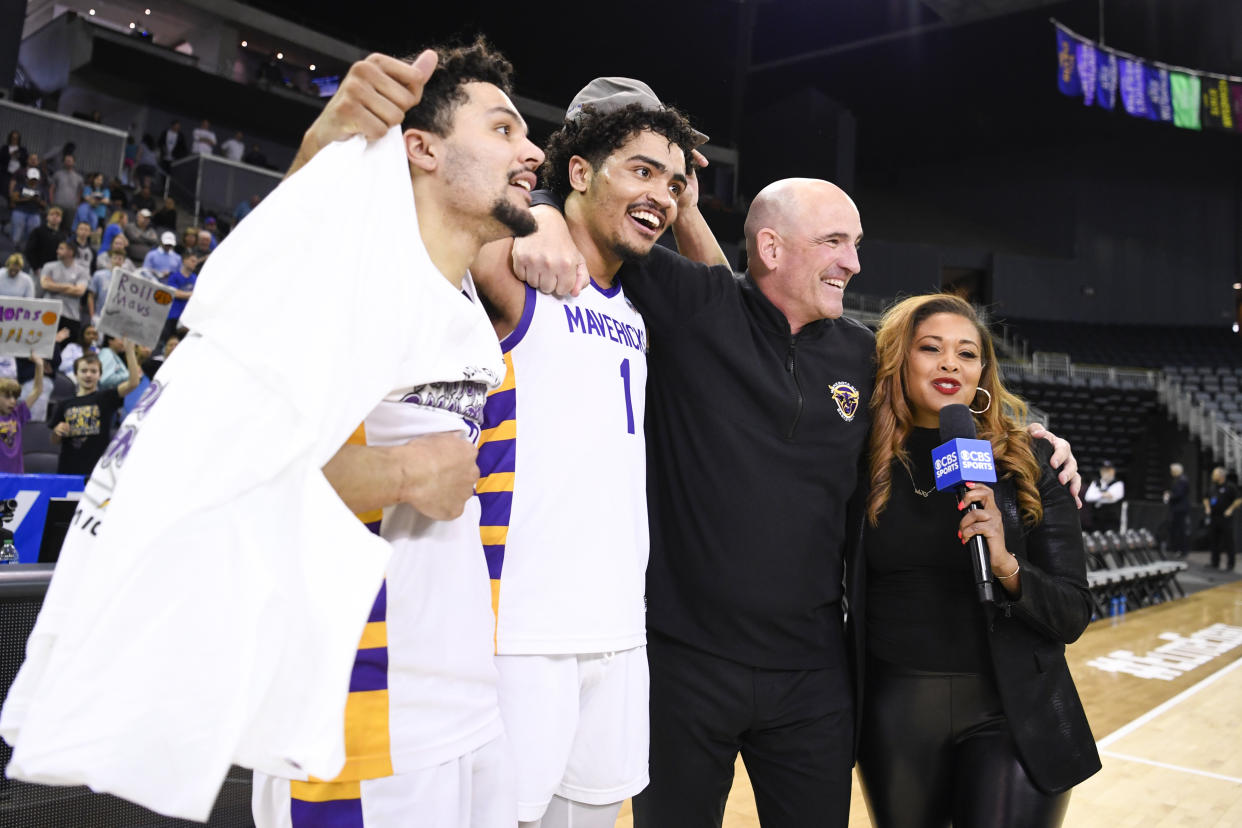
[829, 381, 859, 422]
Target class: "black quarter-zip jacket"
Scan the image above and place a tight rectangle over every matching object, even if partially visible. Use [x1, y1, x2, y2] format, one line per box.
[619, 245, 875, 670]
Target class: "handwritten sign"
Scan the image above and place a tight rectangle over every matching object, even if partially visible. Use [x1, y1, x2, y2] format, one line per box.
[0, 298, 61, 358]
[98, 269, 174, 349]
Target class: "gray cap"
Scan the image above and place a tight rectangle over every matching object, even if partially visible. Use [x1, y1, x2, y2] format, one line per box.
[566, 77, 709, 146]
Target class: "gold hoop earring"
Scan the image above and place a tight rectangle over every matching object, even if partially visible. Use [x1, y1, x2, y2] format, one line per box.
[969, 387, 992, 415]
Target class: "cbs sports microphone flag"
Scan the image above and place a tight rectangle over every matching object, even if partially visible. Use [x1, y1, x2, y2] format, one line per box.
[0, 128, 439, 821]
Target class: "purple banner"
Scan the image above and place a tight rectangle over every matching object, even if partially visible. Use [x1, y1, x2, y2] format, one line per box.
[1056, 28, 1081, 97]
[1144, 65, 1172, 122]
[1096, 49, 1118, 110]
[1076, 42, 1098, 106]
[1118, 57, 1149, 117]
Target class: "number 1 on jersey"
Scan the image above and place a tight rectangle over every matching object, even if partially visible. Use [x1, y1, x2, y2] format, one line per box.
[619, 358, 635, 435]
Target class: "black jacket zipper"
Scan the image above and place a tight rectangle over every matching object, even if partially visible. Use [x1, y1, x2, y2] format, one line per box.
[786, 337, 803, 438]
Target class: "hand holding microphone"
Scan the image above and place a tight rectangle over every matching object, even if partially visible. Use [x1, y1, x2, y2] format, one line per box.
[933, 404, 1019, 602]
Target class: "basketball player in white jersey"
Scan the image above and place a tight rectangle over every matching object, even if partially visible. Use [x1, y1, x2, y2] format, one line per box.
[251, 40, 545, 828]
[298, 68, 713, 827]
[465, 89, 700, 828]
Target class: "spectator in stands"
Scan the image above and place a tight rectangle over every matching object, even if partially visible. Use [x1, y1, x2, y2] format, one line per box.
[49, 343, 141, 476]
[131, 180, 156, 214]
[87, 172, 110, 225]
[1084, 459, 1125, 532]
[160, 120, 188, 169]
[57, 324, 98, 376]
[98, 210, 128, 258]
[191, 119, 218, 156]
[74, 174, 101, 233]
[1163, 463, 1191, 558]
[143, 332, 177, 378]
[176, 226, 199, 258]
[88, 246, 137, 321]
[71, 220, 96, 274]
[0, 359, 44, 475]
[201, 217, 219, 247]
[143, 231, 181, 280]
[0, 253, 34, 298]
[2, 130, 26, 197]
[152, 195, 178, 231]
[122, 134, 138, 186]
[97, 335, 131, 390]
[8, 166, 46, 247]
[107, 176, 128, 211]
[242, 143, 269, 168]
[124, 208, 159, 263]
[194, 228, 215, 260]
[162, 252, 199, 342]
[1203, 466, 1241, 571]
[23, 206, 66, 273]
[221, 130, 246, 162]
[135, 135, 160, 187]
[40, 240, 89, 341]
[48, 153, 84, 218]
[233, 193, 261, 224]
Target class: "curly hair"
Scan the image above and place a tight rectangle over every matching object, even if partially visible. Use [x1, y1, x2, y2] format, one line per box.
[401, 36, 514, 136]
[541, 103, 698, 201]
[867, 294, 1043, 527]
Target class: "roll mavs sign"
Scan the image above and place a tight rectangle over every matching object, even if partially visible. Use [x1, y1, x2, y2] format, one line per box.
[932, 438, 998, 490]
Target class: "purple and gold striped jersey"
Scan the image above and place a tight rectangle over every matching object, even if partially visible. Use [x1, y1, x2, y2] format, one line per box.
[477, 282, 649, 655]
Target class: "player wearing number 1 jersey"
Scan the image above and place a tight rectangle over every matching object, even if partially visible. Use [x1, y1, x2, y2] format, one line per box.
[470, 93, 700, 828]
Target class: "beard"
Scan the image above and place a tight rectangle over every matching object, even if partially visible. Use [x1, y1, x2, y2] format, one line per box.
[610, 237, 654, 265]
[490, 197, 537, 238]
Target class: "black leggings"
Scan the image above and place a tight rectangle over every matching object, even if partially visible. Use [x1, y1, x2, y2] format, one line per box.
[857, 659, 1071, 828]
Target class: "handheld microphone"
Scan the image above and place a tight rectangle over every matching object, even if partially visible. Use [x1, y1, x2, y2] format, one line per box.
[933, 404, 998, 603]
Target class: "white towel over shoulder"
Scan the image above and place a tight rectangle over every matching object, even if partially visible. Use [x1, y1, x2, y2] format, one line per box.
[0, 129, 455, 821]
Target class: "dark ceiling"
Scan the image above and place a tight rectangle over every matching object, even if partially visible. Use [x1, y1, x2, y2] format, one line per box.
[238, 0, 1242, 176]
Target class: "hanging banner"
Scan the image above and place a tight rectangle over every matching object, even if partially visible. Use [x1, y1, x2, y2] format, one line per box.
[1076, 42, 1098, 106]
[1200, 76, 1235, 131]
[1144, 65, 1173, 122]
[1096, 49, 1118, 110]
[1231, 83, 1242, 133]
[1056, 28, 1082, 97]
[1118, 57, 1148, 117]
[1170, 71, 1202, 130]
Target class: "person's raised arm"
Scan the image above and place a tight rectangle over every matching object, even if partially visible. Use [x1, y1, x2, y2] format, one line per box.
[470, 238, 532, 339]
[286, 51, 437, 179]
[322, 432, 478, 520]
[116, 340, 142, 397]
[670, 149, 729, 269]
[25, 354, 44, 408]
[507, 204, 589, 297]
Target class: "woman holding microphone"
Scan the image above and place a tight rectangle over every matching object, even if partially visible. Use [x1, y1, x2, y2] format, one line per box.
[854, 294, 1100, 827]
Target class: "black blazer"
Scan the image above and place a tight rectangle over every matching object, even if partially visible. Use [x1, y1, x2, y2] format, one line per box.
[844, 438, 1102, 794]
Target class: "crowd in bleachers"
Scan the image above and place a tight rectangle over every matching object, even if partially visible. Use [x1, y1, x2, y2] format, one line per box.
[0, 125, 237, 477]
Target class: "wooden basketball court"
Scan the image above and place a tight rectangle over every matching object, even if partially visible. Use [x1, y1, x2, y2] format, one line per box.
[614, 579, 1242, 827]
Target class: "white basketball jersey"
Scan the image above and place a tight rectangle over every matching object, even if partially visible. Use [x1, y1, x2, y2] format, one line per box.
[334, 273, 508, 780]
[478, 280, 649, 655]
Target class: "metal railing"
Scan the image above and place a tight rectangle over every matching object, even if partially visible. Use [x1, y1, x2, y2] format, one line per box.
[166, 154, 282, 223]
[1159, 377, 1242, 478]
[0, 99, 127, 179]
[1000, 356, 1158, 389]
